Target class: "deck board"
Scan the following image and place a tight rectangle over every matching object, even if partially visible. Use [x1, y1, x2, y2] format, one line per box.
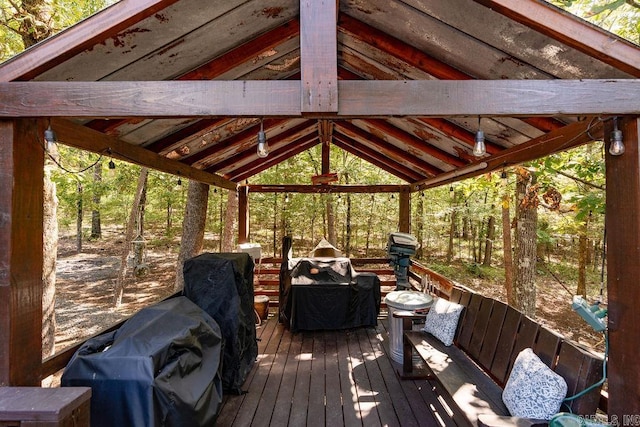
[217, 314, 459, 426]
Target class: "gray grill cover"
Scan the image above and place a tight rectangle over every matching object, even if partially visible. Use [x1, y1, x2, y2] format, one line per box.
[61, 296, 223, 427]
[183, 252, 258, 394]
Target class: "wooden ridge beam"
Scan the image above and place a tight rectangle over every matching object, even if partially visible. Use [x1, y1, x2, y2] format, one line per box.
[246, 184, 407, 193]
[413, 118, 605, 191]
[473, 0, 640, 77]
[0, 0, 180, 82]
[2, 80, 639, 117]
[50, 118, 236, 190]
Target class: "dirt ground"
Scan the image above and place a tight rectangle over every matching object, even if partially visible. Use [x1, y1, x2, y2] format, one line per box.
[54, 231, 178, 353]
[52, 232, 605, 358]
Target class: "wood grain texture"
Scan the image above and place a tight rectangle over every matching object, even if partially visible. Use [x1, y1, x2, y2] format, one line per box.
[605, 117, 640, 418]
[414, 118, 603, 191]
[0, 120, 44, 386]
[473, 0, 640, 77]
[300, 0, 338, 112]
[0, 0, 181, 82]
[0, 81, 301, 117]
[50, 118, 236, 190]
[339, 80, 640, 117]
[2, 80, 639, 118]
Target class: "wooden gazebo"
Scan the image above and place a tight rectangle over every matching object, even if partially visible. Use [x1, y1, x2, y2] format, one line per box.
[1, 0, 639, 418]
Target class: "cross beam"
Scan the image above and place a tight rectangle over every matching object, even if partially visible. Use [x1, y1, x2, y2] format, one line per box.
[1, 80, 639, 118]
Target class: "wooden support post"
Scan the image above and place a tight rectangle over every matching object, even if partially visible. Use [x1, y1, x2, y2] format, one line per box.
[605, 116, 640, 419]
[399, 187, 411, 233]
[238, 185, 249, 244]
[0, 119, 44, 386]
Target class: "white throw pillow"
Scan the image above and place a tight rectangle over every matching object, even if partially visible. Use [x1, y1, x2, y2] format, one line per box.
[422, 297, 464, 346]
[502, 348, 568, 420]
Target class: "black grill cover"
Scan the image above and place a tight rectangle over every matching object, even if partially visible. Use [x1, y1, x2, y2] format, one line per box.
[61, 296, 223, 427]
[183, 252, 257, 394]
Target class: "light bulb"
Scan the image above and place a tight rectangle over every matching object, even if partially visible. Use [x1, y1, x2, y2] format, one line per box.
[473, 129, 486, 157]
[609, 118, 624, 156]
[257, 130, 269, 158]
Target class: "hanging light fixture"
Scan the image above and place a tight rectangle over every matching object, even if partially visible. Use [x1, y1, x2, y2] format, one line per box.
[257, 119, 269, 158]
[500, 170, 508, 187]
[108, 159, 116, 169]
[449, 185, 455, 199]
[44, 125, 56, 149]
[609, 117, 625, 156]
[43, 123, 60, 163]
[473, 117, 486, 157]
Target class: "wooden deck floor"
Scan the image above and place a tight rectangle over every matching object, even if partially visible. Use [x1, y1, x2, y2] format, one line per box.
[216, 314, 462, 427]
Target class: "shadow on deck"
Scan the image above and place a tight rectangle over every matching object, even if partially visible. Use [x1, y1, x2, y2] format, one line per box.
[217, 314, 459, 427]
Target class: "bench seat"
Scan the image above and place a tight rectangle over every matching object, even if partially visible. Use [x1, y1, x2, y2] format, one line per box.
[401, 287, 604, 427]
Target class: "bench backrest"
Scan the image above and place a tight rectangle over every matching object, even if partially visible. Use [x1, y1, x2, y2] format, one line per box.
[449, 287, 604, 416]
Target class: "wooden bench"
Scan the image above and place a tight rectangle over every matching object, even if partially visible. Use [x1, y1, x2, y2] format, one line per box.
[402, 288, 604, 427]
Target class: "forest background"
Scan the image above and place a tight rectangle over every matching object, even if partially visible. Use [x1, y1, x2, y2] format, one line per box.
[1, 0, 638, 359]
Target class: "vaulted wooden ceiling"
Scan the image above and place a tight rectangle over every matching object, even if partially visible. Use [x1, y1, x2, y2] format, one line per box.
[1, 0, 639, 191]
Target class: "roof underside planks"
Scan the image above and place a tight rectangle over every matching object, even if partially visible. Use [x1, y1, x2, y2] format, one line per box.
[0, 0, 638, 190]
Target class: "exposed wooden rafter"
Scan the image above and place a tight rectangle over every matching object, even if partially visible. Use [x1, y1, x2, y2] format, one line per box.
[413, 117, 605, 191]
[49, 118, 236, 190]
[335, 121, 443, 177]
[0, 0, 180, 82]
[473, 0, 640, 77]
[332, 133, 425, 182]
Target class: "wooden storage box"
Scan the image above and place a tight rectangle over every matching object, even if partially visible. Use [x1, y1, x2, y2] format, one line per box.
[0, 387, 91, 427]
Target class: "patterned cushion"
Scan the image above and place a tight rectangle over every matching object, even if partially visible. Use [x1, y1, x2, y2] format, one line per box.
[422, 297, 464, 346]
[502, 348, 568, 420]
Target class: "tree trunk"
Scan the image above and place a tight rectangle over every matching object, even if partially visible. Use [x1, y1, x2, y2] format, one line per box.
[415, 194, 425, 259]
[91, 162, 102, 239]
[75, 181, 83, 252]
[577, 215, 590, 297]
[365, 196, 375, 256]
[42, 168, 57, 358]
[483, 215, 495, 266]
[345, 173, 352, 256]
[327, 195, 337, 246]
[114, 168, 149, 307]
[5, 0, 54, 48]
[174, 181, 209, 293]
[222, 190, 237, 252]
[446, 194, 457, 263]
[272, 193, 278, 257]
[513, 168, 538, 317]
[166, 200, 173, 233]
[502, 194, 515, 306]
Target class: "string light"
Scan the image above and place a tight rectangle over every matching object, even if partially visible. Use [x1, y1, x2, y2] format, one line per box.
[473, 116, 486, 157]
[257, 119, 269, 158]
[609, 117, 625, 156]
